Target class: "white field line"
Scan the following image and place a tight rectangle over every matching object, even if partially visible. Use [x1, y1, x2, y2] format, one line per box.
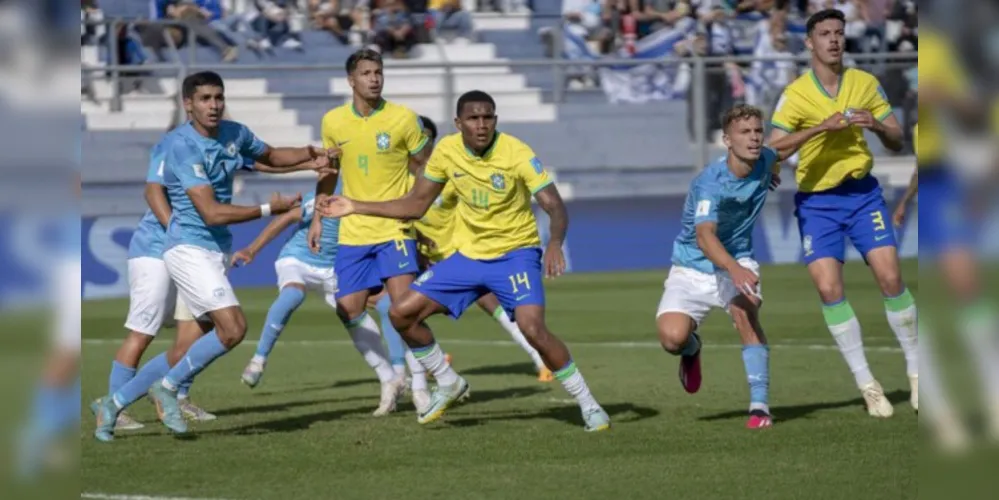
[81, 337, 902, 353]
[81, 494, 230, 500]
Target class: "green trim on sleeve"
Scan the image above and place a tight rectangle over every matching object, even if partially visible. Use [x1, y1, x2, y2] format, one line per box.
[771, 121, 794, 133]
[531, 179, 554, 194]
[409, 135, 429, 156]
[423, 172, 447, 183]
[877, 109, 895, 122]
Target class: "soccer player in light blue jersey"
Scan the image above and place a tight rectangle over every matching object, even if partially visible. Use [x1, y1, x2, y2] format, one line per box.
[233, 185, 402, 415]
[657, 104, 848, 429]
[93, 71, 335, 441]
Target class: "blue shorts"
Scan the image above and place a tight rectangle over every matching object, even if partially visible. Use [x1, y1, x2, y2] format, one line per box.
[919, 165, 974, 257]
[411, 248, 545, 320]
[334, 240, 418, 298]
[794, 174, 896, 264]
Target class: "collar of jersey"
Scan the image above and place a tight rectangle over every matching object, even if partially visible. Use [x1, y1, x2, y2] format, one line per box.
[808, 68, 845, 100]
[464, 132, 500, 160]
[351, 99, 386, 118]
[182, 121, 221, 145]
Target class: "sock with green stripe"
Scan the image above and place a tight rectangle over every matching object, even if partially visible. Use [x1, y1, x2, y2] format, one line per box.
[555, 360, 600, 412]
[823, 299, 875, 388]
[490, 307, 546, 370]
[411, 341, 459, 386]
[884, 288, 918, 378]
[342, 312, 396, 384]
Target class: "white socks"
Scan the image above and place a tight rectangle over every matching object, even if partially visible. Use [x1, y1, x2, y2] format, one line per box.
[554, 361, 600, 412]
[411, 343, 459, 387]
[885, 289, 919, 378]
[823, 300, 875, 388]
[344, 312, 396, 384]
[405, 349, 428, 391]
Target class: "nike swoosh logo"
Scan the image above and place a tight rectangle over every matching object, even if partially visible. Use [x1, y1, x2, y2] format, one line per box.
[515, 294, 530, 301]
[454, 172, 465, 178]
[875, 234, 890, 241]
[336, 140, 350, 147]
[399, 262, 409, 268]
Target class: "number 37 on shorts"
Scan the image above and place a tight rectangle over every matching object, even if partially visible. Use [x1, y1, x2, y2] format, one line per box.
[798, 203, 896, 264]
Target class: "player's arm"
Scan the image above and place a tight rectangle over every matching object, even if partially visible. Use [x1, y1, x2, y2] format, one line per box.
[405, 114, 432, 175]
[892, 169, 918, 227]
[768, 112, 848, 161]
[535, 184, 568, 250]
[253, 158, 326, 174]
[144, 182, 171, 227]
[233, 209, 302, 266]
[695, 222, 741, 273]
[325, 176, 443, 220]
[255, 144, 335, 171]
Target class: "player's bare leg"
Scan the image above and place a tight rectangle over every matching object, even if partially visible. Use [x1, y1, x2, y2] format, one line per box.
[729, 295, 772, 429]
[866, 246, 919, 410]
[389, 290, 469, 424]
[474, 294, 551, 381]
[338, 287, 404, 416]
[808, 257, 893, 417]
[657, 312, 702, 394]
[514, 304, 609, 431]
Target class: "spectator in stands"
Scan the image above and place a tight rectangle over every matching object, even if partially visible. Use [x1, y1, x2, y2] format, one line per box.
[429, 1, 475, 44]
[372, 0, 417, 58]
[540, 0, 611, 57]
[152, 0, 240, 61]
[253, 0, 305, 50]
[196, 0, 269, 55]
[858, 0, 890, 53]
[309, 0, 367, 46]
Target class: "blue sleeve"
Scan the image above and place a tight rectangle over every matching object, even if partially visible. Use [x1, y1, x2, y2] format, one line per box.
[301, 192, 315, 224]
[166, 140, 210, 191]
[760, 146, 779, 176]
[239, 156, 256, 172]
[146, 144, 166, 183]
[692, 182, 721, 226]
[239, 124, 268, 160]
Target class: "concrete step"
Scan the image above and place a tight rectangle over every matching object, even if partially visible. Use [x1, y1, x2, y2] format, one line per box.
[84, 109, 303, 131]
[81, 96, 287, 114]
[470, 12, 531, 31]
[89, 78, 270, 99]
[409, 43, 496, 61]
[329, 73, 528, 96]
[404, 102, 556, 124]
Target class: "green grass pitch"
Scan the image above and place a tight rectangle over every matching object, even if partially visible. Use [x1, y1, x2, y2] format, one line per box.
[81, 260, 917, 499]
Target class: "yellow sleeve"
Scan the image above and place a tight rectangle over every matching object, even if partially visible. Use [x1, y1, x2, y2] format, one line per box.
[770, 91, 802, 133]
[867, 79, 894, 122]
[423, 147, 448, 183]
[403, 112, 429, 155]
[320, 112, 336, 149]
[923, 39, 969, 97]
[515, 150, 554, 194]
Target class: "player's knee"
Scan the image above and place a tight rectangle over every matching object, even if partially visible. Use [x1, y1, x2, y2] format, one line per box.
[216, 316, 247, 349]
[875, 270, 904, 297]
[388, 303, 418, 331]
[516, 318, 548, 343]
[657, 319, 691, 354]
[815, 281, 844, 304]
[119, 332, 154, 363]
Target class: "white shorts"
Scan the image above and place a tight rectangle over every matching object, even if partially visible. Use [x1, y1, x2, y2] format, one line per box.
[123, 257, 195, 335]
[656, 258, 762, 325]
[53, 258, 81, 353]
[163, 245, 237, 320]
[275, 257, 337, 308]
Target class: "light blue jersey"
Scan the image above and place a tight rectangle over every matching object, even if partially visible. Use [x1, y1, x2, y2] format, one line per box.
[163, 121, 267, 254]
[277, 185, 341, 269]
[672, 147, 778, 274]
[128, 138, 171, 259]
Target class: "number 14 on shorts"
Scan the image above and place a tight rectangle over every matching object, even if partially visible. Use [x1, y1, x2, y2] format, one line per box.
[509, 272, 530, 293]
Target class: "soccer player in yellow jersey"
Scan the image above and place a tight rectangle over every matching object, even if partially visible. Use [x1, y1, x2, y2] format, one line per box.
[768, 9, 916, 418]
[408, 117, 554, 383]
[893, 26, 999, 447]
[319, 91, 610, 432]
[312, 49, 431, 416]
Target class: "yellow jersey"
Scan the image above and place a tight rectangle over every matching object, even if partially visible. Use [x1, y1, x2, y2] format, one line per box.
[407, 174, 460, 262]
[917, 28, 968, 166]
[423, 133, 552, 260]
[771, 68, 893, 192]
[320, 100, 428, 245]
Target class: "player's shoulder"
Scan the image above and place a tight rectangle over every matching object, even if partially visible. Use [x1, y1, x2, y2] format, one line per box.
[321, 104, 352, 126]
[383, 100, 418, 118]
[496, 133, 536, 161]
[691, 158, 727, 189]
[435, 133, 465, 153]
[781, 72, 813, 97]
[845, 67, 881, 89]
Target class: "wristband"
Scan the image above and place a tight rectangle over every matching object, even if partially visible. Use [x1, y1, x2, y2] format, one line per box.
[260, 203, 272, 217]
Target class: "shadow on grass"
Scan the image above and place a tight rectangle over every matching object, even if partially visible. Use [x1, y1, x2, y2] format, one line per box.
[697, 390, 911, 422]
[212, 394, 377, 417]
[435, 402, 660, 430]
[460, 362, 539, 377]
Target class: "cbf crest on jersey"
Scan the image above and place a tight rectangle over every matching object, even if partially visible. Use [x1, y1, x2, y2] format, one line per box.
[376, 132, 391, 152]
[490, 173, 506, 191]
[803, 235, 813, 257]
[226, 142, 237, 156]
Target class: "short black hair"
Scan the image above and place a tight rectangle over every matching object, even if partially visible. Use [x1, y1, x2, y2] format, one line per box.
[182, 71, 225, 100]
[456, 90, 496, 117]
[418, 115, 438, 142]
[346, 49, 383, 74]
[806, 8, 846, 35]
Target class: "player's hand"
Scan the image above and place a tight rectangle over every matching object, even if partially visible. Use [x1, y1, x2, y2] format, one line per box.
[307, 217, 323, 254]
[308, 146, 340, 176]
[231, 248, 254, 267]
[821, 112, 849, 132]
[729, 265, 760, 299]
[769, 172, 781, 191]
[892, 202, 907, 228]
[846, 109, 878, 130]
[317, 195, 355, 218]
[270, 192, 302, 215]
[544, 241, 566, 279]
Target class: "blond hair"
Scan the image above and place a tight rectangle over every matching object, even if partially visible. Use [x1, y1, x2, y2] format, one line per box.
[722, 105, 764, 133]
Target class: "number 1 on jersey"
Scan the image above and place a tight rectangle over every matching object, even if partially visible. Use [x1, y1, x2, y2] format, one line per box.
[359, 154, 369, 176]
[509, 272, 531, 293]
